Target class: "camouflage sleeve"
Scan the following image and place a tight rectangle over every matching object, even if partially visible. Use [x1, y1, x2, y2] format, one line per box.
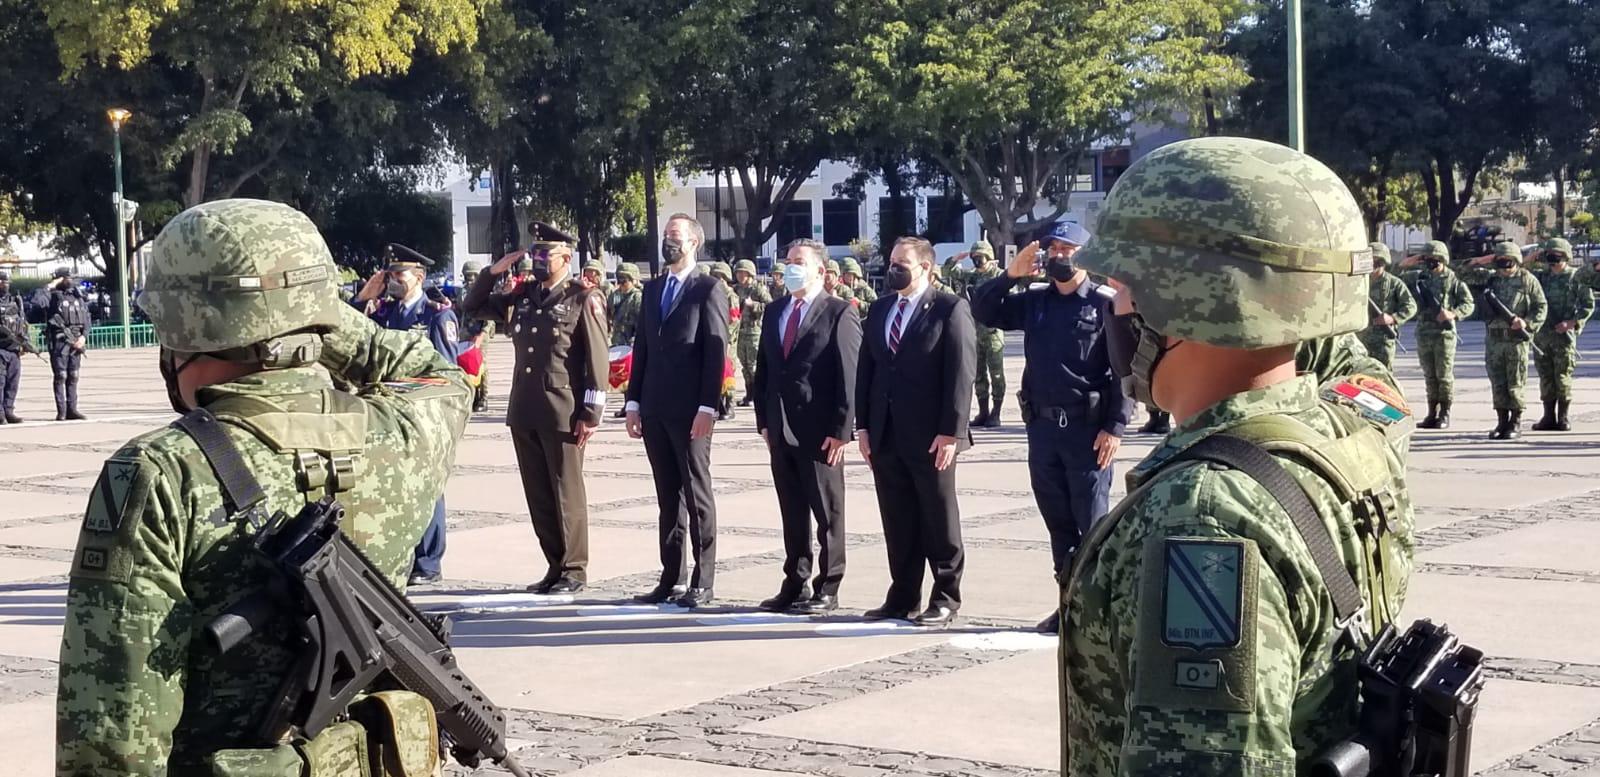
[319, 303, 469, 392]
[1523, 274, 1548, 331]
[1574, 283, 1595, 331]
[58, 450, 193, 775]
[1390, 276, 1417, 325]
[1295, 333, 1394, 388]
[1447, 276, 1475, 320]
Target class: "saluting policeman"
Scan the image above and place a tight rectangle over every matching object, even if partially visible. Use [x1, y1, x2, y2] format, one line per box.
[464, 222, 610, 594]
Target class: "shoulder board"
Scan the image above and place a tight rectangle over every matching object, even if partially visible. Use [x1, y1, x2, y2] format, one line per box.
[1090, 283, 1117, 302]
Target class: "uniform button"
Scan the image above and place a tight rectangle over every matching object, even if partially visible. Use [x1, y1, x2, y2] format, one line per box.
[531, 327, 539, 334]
[525, 367, 533, 373]
[527, 346, 534, 353]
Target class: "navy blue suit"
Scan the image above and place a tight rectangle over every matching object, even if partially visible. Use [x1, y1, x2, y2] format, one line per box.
[356, 295, 464, 577]
[970, 276, 1131, 576]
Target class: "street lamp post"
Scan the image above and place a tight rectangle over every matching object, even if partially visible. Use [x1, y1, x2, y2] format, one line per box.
[1287, 0, 1305, 152]
[107, 108, 132, 348]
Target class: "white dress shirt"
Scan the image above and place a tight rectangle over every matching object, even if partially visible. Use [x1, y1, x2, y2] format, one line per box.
[883, 279, 930, 347]
[626, 257, 714, 417]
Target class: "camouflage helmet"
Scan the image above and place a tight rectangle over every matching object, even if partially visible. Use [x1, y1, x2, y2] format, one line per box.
[616, 262, 640, 280]
[1493, 241, 1521, 260]
[969, 239, 995, 259]
[839, 258, 863, 276]
[140, 199, 342, 356]
[1544, 237, 1573, 261]
[709, 261, 732, 281]
[461, 260, 485, 275]
[1419, 240, 1450, 259]
[733, 259, 758, 276]
[1074, 137, 1371, 349]
[1369, 241, 1391, 266]
[583, 259, 605, 274]
[823, 259, 841, 275]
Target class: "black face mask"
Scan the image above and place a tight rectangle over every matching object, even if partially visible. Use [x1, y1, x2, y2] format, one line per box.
[885, 263, 914, 292]
[158, 348, 203, 414]
[1047, 259, 1076, 282]
[529, 259, 553, 283]
[1104, 313, 1175, 409]
[662, 238, 687, 265]
[1424, 258, 1443, 270]
[1494, 258, 1516, 270]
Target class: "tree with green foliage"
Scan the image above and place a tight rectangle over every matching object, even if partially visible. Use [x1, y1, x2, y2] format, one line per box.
[838, 0, 1248, 248]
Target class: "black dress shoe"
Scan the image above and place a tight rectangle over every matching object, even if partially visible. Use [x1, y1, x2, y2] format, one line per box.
[676, 588, 714, 608]
[526, 579, 556, 594]
[759, 587, 810, 613]
[863, 604, 914, 621]
[3, 413, 21, 424]
[1035, 611, 1061, 634]
[546, 578, 586, 594]
[408, 571, 442, 586]
[65, 408, 87, 421]
[791, 594, 838, 614]
[634, 584, 688, 604]
[913, 605, 958, 627]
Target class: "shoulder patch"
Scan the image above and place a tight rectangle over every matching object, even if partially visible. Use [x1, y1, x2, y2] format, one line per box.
[1322, 374, 1410, 425]
[1134, 536, 1259, 713]
[82, 455, 147, 534]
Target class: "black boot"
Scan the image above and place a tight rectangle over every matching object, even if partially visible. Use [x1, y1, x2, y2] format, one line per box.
[1556, 399, 1571, 431]
[972, 396, 990, 427]
[738, 395, 753, 408]
[1489, 409, 1508, 440]
[1139, 411, 1171, 435]
[1436, 402, 1451, 429]
[1531, 400, 1559, 431]
[1418, 402, 1439, 429]
[984, 397, 1004, 428]
[1505, 409, 1522, 440]
[718, 395, 735, 421]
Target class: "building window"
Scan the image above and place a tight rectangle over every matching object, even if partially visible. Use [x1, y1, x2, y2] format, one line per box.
[466, 206, 492, 255]
[695, 186, 749, 246]
[925, 195, 968, 244]
[775, 199, 813, 247]
[823, 199, 859, 245]
[1046, 154, 1098, 196]
[876, 196, 917, 240]
[1099, 147, 1131, 192]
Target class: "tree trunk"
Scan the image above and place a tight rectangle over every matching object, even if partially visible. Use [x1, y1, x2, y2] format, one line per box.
[881, 163, 906, 251]
[643, 137, 660, 274]
[1202, 87, 1221, 137]
[1554, 165, 1567, 236]
[713, 168, 723, 250]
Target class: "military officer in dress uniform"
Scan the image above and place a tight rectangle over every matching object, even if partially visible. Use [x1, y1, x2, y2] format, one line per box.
[353, 243, 464, 583]
[464, 222, 610, 593]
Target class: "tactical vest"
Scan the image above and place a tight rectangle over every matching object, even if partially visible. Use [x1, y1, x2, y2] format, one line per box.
[173, 397, 439, 777]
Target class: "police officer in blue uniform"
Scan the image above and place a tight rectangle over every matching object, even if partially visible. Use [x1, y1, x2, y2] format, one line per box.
[970, 220, 1129, 633]
[353, 243, 465, 583]
[45, 267, 92, 421]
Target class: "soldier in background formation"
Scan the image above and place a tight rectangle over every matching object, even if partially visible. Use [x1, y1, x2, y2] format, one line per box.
[45, 267, 91, 421]
[710, 261, 739, 420]
[732, 259, 770, 406]
[768, 264, 787, 301]
[458, 260, 495, 413]
[1359, 242, 1417, 370]
[945, 239, 1006, 427]
[822, 259, 857, 312]
[1399, 240, 1475, 429]
[0, 271, 33, 424]
[839, 258, 878, 313]
[57, 199, 470, 774]
[1529, 239, 1593, 431]
[582, 259, 612, 299]
[610, 262, 643, 348]
[1465, 241, 1547, 439]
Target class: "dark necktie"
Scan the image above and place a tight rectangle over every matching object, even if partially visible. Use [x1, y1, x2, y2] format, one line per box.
[782, 299, 805, 358]
[889, 298, 908, 354]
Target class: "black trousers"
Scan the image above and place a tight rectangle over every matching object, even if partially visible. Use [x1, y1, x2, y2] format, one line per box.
[870, 433, 964, 610]
[1026, 418, 1113, 575]
[0, 349, 18, 412]
[769, 439, 847, 596]
[642, 414, 718, 589]
[512, 424, 590, 583]
[49, 341, 81, 411]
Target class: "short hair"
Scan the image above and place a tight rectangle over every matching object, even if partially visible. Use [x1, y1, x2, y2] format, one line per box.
[665, 213, 706, 249]
[783, 238, 827, 267]
[893, 236, 935, 266]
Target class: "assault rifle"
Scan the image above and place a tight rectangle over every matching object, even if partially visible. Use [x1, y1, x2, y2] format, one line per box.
[1482, 289, 1543, 358]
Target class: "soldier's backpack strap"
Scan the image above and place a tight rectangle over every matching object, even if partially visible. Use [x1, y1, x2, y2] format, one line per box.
[174, 408, 271, 528]
[1174, 432, 1370, 645]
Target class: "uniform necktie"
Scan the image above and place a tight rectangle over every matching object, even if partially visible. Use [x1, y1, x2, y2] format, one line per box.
[660, 275, 680, 319]
[782, 299, 805, 358]
[889, 298, 908, 354]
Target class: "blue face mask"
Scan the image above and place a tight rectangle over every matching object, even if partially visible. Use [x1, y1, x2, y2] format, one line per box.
[783, 263, 811, 292]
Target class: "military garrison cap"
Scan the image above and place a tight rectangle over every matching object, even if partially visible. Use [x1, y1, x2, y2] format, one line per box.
[528, 221, 575, 251]
[384, 243, 435, 272]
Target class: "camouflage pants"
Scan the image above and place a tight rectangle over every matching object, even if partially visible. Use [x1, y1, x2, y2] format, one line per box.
[1485, 338, 1529, 411]
[737, 332, 760, 396]
[1357, 330, 1397, 371]
[1533, 338, 1578, 401]
[1416, 330, 1457, 404]
[974, 326, 1006, 403]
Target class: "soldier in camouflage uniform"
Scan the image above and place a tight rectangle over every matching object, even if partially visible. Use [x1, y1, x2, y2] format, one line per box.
[709, 261, 739, 420]
[768, 265, 787, 302]
[609, 262, 643, 347]
[1062, 137, 1414, 775]
[1357, 242, 1418, 370]
[459, 260, 495, 413]
[822, 259, 859, 312]
[839, 258, 878, 314]
[945, 240, 1007, 426]
[1463, 241, 1547, 439]
[1399, 240, 1475, 428]
[1529, 239, 1593, 431]
[582, 259, 612, 300]
[732, 259, 770, 405]
[56, 199, 471, 775]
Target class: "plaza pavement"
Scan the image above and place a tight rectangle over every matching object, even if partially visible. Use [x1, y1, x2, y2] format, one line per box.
[2, 323, 1599, 776]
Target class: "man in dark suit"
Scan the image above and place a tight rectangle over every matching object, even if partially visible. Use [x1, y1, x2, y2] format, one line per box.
[751, 239, 862, 614]
[856, 236, 977, 626]
[624, 213, 730, 608]
[463, 223, 609, 595]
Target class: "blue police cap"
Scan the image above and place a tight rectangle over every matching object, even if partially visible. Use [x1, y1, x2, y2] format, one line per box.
[1043, 220, 1091, 247]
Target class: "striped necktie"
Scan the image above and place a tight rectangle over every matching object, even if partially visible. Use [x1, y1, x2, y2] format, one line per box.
[889, 298, 908, 354]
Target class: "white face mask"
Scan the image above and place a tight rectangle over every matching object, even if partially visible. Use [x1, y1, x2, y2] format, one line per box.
[782, 263, 811, 292]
